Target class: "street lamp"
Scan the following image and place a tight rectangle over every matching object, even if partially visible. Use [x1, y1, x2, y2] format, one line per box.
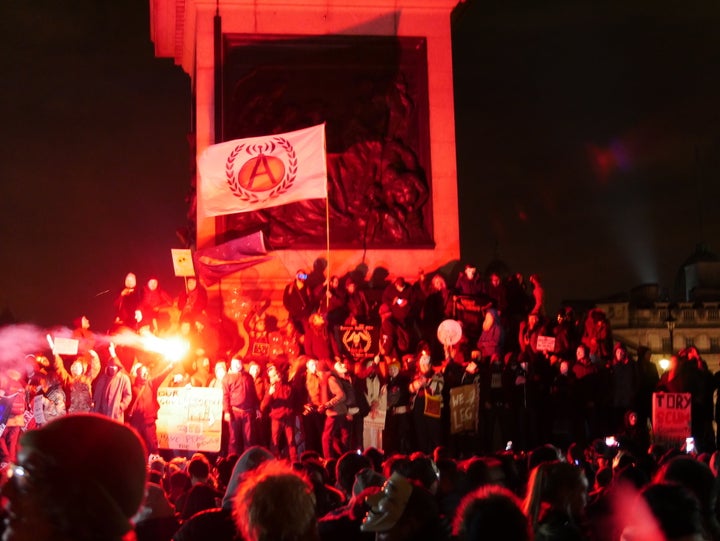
[665, 312, 676, 354]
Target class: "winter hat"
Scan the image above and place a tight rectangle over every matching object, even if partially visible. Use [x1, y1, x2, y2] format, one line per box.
[222, 445, 274, 509]
[133, 482, 176, 523]
[352, 467, 386, 497]
[19, 413, 147, 540]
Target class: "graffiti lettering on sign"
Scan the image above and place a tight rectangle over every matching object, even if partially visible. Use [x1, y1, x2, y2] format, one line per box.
[157, 387, 223, 452]
[652, 392, 691, 448]
[450, 384, 479, 434]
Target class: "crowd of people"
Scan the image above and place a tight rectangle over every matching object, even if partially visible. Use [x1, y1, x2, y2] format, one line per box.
[1, 262, 720, 540]
[3, 412, 720, 541]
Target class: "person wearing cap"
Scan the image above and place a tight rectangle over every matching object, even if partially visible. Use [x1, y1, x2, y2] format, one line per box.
[1, 413, 147, 541]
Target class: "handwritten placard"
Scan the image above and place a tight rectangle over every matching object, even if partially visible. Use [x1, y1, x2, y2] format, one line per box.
[652, 392, 691, 448]
[536, 335, 556, 352]
[53, 337, 79, 356]
[449, 383, 479, 434]
[157, 387, 222, 452]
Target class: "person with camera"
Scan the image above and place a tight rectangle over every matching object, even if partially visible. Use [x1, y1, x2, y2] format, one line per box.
[283, 269, 316, 335]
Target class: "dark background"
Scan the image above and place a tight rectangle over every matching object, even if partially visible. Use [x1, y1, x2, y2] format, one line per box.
[1, 0, 719, 330]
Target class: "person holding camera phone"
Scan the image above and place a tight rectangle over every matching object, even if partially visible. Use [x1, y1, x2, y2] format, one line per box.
[283, 269, 317, 335]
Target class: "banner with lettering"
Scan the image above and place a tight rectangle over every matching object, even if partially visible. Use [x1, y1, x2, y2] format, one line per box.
[449, 383, 479, 434]
[652, 392, 691, 448]
[157, 387, 223, 452]
[340, 324, 377, 362]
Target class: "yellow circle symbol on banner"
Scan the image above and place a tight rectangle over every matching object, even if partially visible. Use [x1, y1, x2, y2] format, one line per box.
[238, 155, 285, 191]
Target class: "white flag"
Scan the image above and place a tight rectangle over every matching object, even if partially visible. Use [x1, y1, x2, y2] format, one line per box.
[198, 123, 327, 217]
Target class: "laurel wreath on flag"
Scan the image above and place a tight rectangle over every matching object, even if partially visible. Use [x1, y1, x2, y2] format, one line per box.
[225, 137, 297, 203]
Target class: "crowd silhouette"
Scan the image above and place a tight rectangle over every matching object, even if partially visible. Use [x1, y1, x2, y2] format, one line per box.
[1, 263, 719, 541]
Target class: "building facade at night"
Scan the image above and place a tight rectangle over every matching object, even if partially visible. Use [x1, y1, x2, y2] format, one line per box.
[599, 245, 720, 371]
[149, 0, 462, 324]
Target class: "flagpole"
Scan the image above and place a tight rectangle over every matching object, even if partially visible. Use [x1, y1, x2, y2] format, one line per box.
[324, 164, 331, 303]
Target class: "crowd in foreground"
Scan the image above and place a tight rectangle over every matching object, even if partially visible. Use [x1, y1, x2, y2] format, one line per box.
[1, 413, 719, 541]
[4, 264, 720, 540]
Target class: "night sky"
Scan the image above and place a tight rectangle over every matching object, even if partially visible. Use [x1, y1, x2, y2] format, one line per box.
[0, 0, 191, 329]
[1, 0, 720, 330]
[453, 0, 720, 311]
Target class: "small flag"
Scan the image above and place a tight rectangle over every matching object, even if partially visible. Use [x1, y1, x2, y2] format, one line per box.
[198, 123, 327, 217]
[193, 231, 272, 285]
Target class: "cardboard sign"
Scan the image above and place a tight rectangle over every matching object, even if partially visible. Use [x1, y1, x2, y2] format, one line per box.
[536, 335, 556, 352]
[53, 337, 79, 356]
[157, 386, 222, 452]
[171, 249, 195, 277]
[652, 392, 691, 448]
[449, 383, 479, 434]
[32, 395, 47, 426]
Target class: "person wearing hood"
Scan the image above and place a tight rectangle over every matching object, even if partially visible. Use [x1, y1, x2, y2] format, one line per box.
[92, 342, 132, 422]
[173, 446, 274, 541]
[361, 471, 446, 541]
[127, 360, 175, 456]
[609, 342, 639, 435]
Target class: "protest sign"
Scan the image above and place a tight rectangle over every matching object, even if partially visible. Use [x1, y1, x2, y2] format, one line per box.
[157, 387, 222, 452]
[171, 248, 195, 277]
[536, 335, 556, 352]
[652, 392, 691, 448]
[450, 383, 479, 434]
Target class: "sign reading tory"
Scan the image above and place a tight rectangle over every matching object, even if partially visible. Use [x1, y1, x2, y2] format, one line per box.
[652, 392, 691, 448]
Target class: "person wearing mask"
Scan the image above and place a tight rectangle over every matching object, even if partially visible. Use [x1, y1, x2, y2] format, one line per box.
[127, 360, 175, 456]
[92, 343, 132, 422]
